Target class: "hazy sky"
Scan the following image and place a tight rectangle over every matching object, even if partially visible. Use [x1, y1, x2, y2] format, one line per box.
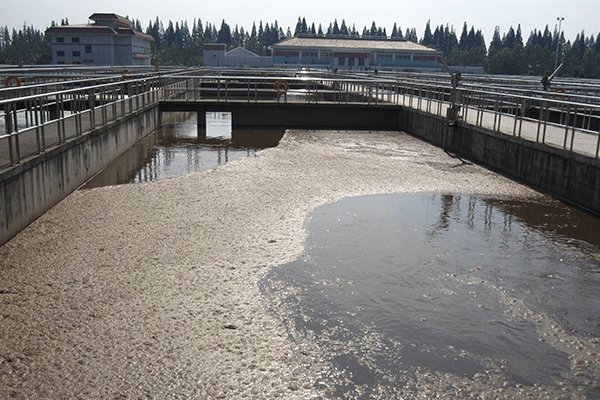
[3, 0, 599, 44]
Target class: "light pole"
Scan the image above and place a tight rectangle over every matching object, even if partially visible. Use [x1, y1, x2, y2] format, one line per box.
[555, 17, 564, 70]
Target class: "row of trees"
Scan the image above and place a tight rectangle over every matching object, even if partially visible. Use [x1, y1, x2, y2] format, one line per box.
[484, 24, 600, 77]
[293, 17, 420, 42]
[145, 17, 287, 65]
[0, 25, 51, 64]
[1, 16, 600, 78]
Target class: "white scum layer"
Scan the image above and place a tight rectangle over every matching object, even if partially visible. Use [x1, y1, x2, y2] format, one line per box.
[0, 130, 547, 399]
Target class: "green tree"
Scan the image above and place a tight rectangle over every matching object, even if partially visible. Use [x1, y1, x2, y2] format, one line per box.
[486, 45, 526, 74]
[488, 26, 502, 56]
[340, 20, 348, 36]
[217, 20, 232, 46]
[0, 24, 51, 64]
[421, 20, 433, 46]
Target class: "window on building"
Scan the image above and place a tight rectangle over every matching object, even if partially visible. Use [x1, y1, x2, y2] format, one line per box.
[72, 37, 79, 43]
[302, 51, 318, 58]
[85, 45, 92, 53]
[377, 53, 393, 60]
[348, 58, 355, 66]
[57, 51, 65, 57]
[358, 59, 365, 66]
[56, 37, 64, 43]
[72, 51, 80, 57]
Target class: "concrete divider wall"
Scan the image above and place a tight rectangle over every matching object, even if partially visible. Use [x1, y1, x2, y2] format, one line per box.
[0, 105, 163, 245]
[399, 107, 600, 216]
[162, 102, 402, 131]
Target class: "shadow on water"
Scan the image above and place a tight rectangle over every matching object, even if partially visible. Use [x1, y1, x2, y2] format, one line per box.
[260, 193, 600, 399]
[82, 112, 284, 189]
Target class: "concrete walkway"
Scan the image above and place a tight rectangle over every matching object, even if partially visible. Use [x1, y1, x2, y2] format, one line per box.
[1, 102, 134, 169]
[393, 93, 600, 159]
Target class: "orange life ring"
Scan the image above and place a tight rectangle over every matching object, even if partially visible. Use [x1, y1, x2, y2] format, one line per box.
[274, 80, 289, 95]
[121, 69, 131, 76]
[552, 88, 566, 99]
[5, 76, 21, 87]
[260, 71, 267, 77]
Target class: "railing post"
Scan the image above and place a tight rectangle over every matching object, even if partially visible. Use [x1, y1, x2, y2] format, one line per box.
[39, 97, 46, 150]
[128, 82, 133, 113]
[135, 81, 140, 111]
[112, 86, 118, 121]
[517, 97, 524, 136]
[595, 129, 600, 158]
[57, 93, 64, 142]
[101, 89, 107, 127]
[141, 80, 146, 108]
[121, 82, 126, 116]
[89, 89, 96, 129]
[563, 104, 572, 149]
[217, 79, 221, 102]
[73, 93, 80, 137]
[4, 103, 15, 165]
[569, 106, 577, 152]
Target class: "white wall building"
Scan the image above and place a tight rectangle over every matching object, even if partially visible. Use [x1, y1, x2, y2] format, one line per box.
[271, 36, 440, 71]
[46, 13, 153, 66]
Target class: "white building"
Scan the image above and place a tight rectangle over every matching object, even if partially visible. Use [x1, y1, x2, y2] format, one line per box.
[46, 13, 153, 66]
[271, 36, 440, 71]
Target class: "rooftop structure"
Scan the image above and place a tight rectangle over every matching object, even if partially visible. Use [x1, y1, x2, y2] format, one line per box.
[271, 36, 440, 70]
[45, 13, 154, 66]
[203, 44, 272, 68]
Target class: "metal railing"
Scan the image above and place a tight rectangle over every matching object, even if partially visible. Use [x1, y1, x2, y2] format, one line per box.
[164, 72, 600, 159]
[383, 77, 600, 158]
[2, 70, 600, 171]
[1, 75, 190, 169]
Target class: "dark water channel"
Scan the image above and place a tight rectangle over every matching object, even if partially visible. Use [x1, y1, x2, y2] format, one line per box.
[83, 112, 284, 188]
[261, 193, 600, 399]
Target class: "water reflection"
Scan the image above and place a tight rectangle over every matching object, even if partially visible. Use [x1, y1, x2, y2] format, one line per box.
[83, 113, 284, 188]
[262, 193, 600, 399]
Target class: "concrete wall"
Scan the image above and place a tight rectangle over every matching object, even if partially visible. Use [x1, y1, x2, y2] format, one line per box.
[162, 101, 402, 131]
[0, 105, 163, 245]
[223, 56, 273, 68]
[399, 107, 600, 216]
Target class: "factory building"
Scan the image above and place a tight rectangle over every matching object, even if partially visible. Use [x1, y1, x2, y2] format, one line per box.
[271, 36, 440, 71]
[46, 13, 153, 66]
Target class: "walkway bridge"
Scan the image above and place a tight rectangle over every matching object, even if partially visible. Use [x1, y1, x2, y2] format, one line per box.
[1, 67, 600, 244]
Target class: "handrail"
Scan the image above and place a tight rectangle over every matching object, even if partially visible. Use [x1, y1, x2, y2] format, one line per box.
[0, 74, 191, 168]
[2, 72, 600, 172]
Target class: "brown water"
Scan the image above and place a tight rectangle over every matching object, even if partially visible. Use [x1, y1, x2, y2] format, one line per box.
[262, 193, 600, 399]
[79, 117, 600, 398]
[83, 113, 284, 188]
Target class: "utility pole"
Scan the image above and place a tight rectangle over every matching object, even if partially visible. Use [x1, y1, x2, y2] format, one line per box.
[555, 17, 564, 71]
